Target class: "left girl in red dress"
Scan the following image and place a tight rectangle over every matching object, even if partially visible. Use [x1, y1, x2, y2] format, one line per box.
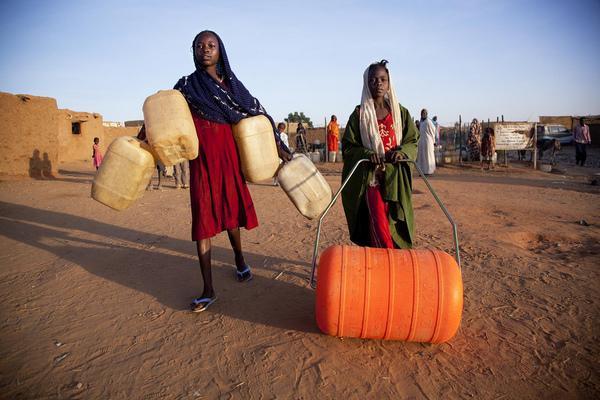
[140, 31, 291, 313]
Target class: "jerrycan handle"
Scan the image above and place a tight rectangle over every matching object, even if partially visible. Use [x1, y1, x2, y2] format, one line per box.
[310, 158, 461, 289]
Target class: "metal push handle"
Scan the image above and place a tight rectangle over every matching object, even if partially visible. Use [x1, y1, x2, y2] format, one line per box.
[309, 158, 461, 289]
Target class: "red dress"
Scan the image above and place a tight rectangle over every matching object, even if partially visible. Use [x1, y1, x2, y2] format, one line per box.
[365, 113, 397, 248]
[189, 113, 258, 241]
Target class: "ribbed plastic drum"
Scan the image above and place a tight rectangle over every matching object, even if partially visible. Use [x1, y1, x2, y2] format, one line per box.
[315, 245, 463, 343]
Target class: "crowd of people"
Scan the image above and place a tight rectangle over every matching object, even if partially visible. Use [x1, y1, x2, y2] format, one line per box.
[467, 119, 496, 170]
[144, 160, 190, 191]
[464, 117, 592, 168]
[279, 109, 443, 174]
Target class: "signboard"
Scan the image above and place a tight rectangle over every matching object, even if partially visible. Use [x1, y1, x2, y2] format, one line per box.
[493, 122, 535, 150]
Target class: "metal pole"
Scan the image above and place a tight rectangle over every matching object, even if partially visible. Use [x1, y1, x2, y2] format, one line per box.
[325, 117, 328, 162]
[286, 119, 291, 152]
[309, 159, 461, 289]
[500, 119, 508, 167]
[533, 123, 538, 170]
[310, 159, 369, 287]
[459, 115, 462, 165]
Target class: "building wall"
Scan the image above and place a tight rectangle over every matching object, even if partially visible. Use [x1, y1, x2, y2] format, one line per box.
[124, 120, 144, 127]
[539, 116, 573, 129]
[0, 92, 60, 177]
[306, 128, 326, 146]
[0, 91, 143, 177]
[288, 127, 328, 151]
[103, 121, 123, 127]
[57, 110, 141, 163]
[103, 126, 141, 145]
[57, 110, 105, 163]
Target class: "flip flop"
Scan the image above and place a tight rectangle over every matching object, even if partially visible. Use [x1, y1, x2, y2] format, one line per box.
[236, 265, 253, 282]
[190, 296, 217, 313]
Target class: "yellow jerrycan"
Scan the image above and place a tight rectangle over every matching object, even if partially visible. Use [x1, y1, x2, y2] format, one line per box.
[277, 153, 332, 219]
[231, 115, 279, 183]
[143, 90, 198, 166]
[92, 137, 155, 211]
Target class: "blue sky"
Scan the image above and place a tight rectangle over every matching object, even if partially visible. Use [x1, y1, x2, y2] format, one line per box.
[1, 0, 599, 126]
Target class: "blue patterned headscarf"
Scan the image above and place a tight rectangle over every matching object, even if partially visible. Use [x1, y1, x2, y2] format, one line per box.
[174, 30, 273, 127]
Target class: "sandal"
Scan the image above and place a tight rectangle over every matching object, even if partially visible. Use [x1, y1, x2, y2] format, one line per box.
[236, 265, 253, 282]
[190, 296, 217, 313]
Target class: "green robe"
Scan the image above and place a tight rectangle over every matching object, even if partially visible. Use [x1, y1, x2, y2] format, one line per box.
[341, 105, 419, 249]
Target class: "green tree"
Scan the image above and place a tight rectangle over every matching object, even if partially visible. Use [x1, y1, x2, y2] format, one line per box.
[285, 111, 313, 128]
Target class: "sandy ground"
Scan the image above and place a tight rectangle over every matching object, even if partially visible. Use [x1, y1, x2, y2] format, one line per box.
[0, 156, 599, 399]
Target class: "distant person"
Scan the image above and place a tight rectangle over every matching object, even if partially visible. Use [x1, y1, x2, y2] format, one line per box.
[341, 60, 419, 249]
[573, 118, 591, 166]
[432, 115, 440, 145]
[467, 118, 482, 161]
[147, 161, 166, 190]
[174, 160, 189, 189]
[415, 119, 420, 131]
[480, 127, 496, 170]
[295, 121, 308, 153]
[538, 139, 561, 164]
[327, 115, 340, 162]
[272, 122, 289, 186]
[92, 137, 103, 170]
[277, 122, 289, 149]
[416, 108, 436, 175]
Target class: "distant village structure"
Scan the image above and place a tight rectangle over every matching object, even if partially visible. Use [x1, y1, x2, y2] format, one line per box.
[1, 90, 597, 178]
[0, 92, 140, 177]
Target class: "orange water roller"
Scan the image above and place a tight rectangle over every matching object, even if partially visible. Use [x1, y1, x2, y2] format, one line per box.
[315, 245, 462, 342]
[310, 159, 463, 343]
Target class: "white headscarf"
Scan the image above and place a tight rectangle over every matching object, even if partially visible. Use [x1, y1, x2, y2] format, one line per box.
[359, 62, 403, 156]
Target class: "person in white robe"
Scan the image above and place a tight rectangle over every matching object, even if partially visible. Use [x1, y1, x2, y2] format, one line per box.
[416, 108, 436, 175]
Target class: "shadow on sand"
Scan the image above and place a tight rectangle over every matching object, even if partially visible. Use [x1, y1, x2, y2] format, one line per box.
[0, 201, 316, 333]
[423, 169, 598, 194]
[53, 168, 100, 185]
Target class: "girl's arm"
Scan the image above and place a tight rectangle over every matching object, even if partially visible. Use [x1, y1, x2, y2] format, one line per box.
[342, 107, 374, 161]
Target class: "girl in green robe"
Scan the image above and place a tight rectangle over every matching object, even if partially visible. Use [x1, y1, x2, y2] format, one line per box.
[341, 60, 419, 249]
